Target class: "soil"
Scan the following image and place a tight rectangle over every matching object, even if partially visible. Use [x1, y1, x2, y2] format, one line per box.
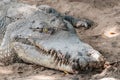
[0, 0, 120, 80]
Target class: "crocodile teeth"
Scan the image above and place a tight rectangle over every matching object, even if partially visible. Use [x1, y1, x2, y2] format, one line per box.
[58, 58, 62, 66]
[50, 49, 55, 56]
[53, 52, 57, 61]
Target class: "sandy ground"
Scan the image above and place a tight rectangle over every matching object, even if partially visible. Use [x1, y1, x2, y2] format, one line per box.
[0, 0, 120, 80]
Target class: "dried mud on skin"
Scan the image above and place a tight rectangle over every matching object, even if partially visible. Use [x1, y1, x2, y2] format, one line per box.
[0, 0, 120, 80]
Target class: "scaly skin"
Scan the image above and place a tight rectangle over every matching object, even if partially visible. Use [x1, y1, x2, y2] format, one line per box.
[0, 2, 105, 73]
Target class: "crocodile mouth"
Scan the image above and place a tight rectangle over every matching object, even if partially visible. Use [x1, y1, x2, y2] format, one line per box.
[33, 42, 105, 73]
[13, 34, 105, 73]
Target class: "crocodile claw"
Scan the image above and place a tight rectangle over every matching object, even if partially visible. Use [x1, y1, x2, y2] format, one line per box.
[76, 19, 94, 29]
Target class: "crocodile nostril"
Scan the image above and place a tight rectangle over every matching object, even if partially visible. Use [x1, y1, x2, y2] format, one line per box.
[87, 49, 103, 61]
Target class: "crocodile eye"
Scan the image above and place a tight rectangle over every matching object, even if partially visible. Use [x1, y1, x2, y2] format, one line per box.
[42, 28, 55, 34]
[43, 28, 48, 33]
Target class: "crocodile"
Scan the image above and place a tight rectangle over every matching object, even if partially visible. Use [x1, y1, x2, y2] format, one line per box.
[0, 1, 105, 73]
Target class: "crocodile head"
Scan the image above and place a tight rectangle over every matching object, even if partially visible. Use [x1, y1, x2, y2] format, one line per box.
[1, 5, 105, 73]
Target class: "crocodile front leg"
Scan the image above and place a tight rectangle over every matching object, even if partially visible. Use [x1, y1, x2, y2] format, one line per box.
[63, 15, 94, 29]
[38, 5, 93, 29]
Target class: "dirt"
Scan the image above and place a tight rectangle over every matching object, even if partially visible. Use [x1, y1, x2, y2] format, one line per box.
[0, 0, 120, 80]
